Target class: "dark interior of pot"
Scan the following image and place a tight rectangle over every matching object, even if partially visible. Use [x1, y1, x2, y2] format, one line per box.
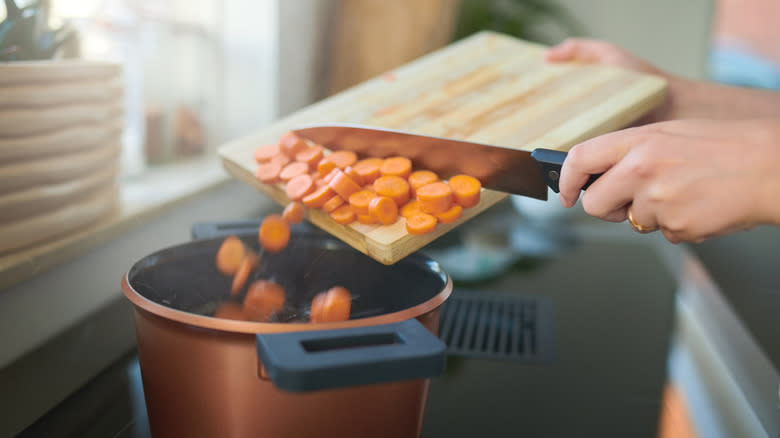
[127, 230, 449, 321]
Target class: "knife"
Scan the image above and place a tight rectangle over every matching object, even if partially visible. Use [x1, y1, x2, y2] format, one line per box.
[293, 123, 598, 201]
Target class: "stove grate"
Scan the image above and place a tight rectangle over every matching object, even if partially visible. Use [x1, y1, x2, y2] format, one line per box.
[439, 292, 555, 362]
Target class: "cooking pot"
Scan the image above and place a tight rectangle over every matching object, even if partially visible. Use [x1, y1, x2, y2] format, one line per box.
[121, 229, 452, 438]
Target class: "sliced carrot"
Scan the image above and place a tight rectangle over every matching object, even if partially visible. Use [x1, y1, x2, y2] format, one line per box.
[295, 145, 324, 169]
[322, 167, 340, 184]
[348, 189, 376, 216]
[330, 204, 356, 225]
[310, 286, 352, 323]
[214, 302, 248, 321]
[400, 199, 423, 218]
[405, 212, 437, 235]
[322, 195, 345, 213]
[328, 169, 362, 200]
[369, 195, 399, 225]
[344, 165, 362, 184]
[314, 177, 329, 188]
[216, 235, 246, 276]
[435, 204, 463, 224]
[231, 252, 259, 296]
[279, 161, 310, 182]
[282, 202, 305, 224]
[279, 132, 309, 157]
[326, 150, 358, 169]
[255, 161, 283, 184]
[373, 175, 410, 206]
[302, 184, 335, 208]
[408, 170, 439, 197]
[448, 174, 482, 208]
[317, 159, 338, 178]
[416, 181, 453, 214]
[285, 174, 315, 201]
[380, 156, 412, 178]
[254, 144, 281, 163]
[259, 214, 291, 253]
[268, 153, 291, 167]
[352, 158, 383, 185]
[363, 184, 376, 193]
[244, 280, 286, 322]
[357, 213, 377, 225]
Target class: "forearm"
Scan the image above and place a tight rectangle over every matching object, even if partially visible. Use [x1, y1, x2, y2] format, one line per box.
[660, 74, 780, 121]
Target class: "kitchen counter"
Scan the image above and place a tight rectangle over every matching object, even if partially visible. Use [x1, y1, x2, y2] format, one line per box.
[8, 200, 778, 437]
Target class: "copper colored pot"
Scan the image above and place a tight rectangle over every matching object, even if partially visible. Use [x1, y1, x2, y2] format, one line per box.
[121, 231, 452, 438]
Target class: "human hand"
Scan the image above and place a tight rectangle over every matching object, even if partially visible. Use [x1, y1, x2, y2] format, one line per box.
[545, 38, 662, 76]
[558, 119, 780, 243]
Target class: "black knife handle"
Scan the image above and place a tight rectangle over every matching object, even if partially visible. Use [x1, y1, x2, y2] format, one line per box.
[530, 148, 600, 193]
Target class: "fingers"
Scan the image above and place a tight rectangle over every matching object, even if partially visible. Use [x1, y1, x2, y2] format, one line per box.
[545, 38, 601, 63]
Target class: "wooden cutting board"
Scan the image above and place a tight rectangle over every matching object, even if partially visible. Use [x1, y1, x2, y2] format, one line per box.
[218, 31, 666, 264]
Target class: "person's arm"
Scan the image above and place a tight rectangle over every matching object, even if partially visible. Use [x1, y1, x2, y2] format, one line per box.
[546, 38, 780, 122]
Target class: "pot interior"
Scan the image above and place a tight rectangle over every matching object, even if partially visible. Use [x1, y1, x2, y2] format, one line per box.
[127, 230, 449, 321]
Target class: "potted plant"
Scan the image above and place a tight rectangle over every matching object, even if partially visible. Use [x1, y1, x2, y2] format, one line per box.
[0, 0, 123, 254]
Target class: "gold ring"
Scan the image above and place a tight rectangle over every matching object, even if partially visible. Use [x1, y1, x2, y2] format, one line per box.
[627, 206, 657, 234]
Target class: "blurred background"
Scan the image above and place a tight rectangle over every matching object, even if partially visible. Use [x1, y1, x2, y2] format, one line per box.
[6, 0, 780, 181]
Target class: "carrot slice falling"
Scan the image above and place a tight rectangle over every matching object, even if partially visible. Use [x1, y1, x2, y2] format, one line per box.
[310, 286, 352, 323]
[216, 235, 246, 276]
[416, 181, 453, 214]
[369, 196, 398, 225]
[348, 189, 376, 215]
[244, 280, 286, 322]
[380, 156, 412, 178]
[259, 214, 291, 253]
[328, 169, 362, 200]
[285, 174, 315, 201]
[282, 202, 305, 224]
[330, 204, 356, 225]
[254, 144, 281, 163]
[435, 204, 463, 224]
[448, 174, 482, 208]
[231, 252, 259, 296]
[405, 213, 437, 235]
[373, 175, 410, 206]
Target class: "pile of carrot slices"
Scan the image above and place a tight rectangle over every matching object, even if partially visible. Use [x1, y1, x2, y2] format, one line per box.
[253, 131, 483, 235]
[212, 212, 352, 324]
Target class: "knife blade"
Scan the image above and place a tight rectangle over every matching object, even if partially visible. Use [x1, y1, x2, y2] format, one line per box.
[293, 123, 592, 201]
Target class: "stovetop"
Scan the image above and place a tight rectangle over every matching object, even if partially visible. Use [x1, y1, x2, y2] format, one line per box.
[12, 209, 736, 437]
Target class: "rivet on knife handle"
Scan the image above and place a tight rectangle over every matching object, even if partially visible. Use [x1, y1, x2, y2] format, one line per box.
[530, 149, 600, 193]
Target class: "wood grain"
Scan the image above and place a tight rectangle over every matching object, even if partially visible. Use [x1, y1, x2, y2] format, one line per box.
[219, 32, 666, 264]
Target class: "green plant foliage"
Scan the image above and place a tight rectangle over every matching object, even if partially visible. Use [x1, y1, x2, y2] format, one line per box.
[453, 0, 583, 43]
[1, 0, 75, 61]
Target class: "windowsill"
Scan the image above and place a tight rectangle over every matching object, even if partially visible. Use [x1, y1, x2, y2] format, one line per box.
[0, 154, 231, 291]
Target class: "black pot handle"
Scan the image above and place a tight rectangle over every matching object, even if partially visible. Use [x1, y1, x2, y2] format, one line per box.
[256, 319, 446, 392]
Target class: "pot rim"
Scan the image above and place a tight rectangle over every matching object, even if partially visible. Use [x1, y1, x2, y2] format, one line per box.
[121, 270, 453, 334]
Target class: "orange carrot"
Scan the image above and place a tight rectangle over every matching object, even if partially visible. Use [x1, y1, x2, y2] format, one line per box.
[322, 167, 340, 184]
[348, 189, 376, 216]
[279, 132, 309, 157]
[244, 280, 286, 322]
[328, 169, 362, 200]
[380, 156, 412, 178]
[214, 302, 248, 321]
[416, 181, 453, 214]
[408, 170, 439, 197]
[322, 195, 345, 213]
[352, 158, 383, 185]
[285, 174, 315, 201]
[448, 174, 482, 208]
[310, 286, 352, 323]
[405, 213, 437, 235]
[373, 175, 410, 206]
[282, 202, 305, 224]
[254, 144, 281, 163]
[295, 145, 324, 169]
[231, 252, 259, 296]
[268, 153, 291, 168]
[326, 150, 358, 169]
[435, 204, 463, 224]
[216, 235, 246, 276]
[344, 165, 362, 184]
[255, 161, 283, 184]
[279, 161, 310, 182]
[357, 214, 377, 225]
[400, 199, 422, 218]
[302, 185, 335, 208]
[330, 204, 356, 225]
[369, 195, 398, 225]
[317, 159, 338, 178]
[259, 214, 291, 253]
